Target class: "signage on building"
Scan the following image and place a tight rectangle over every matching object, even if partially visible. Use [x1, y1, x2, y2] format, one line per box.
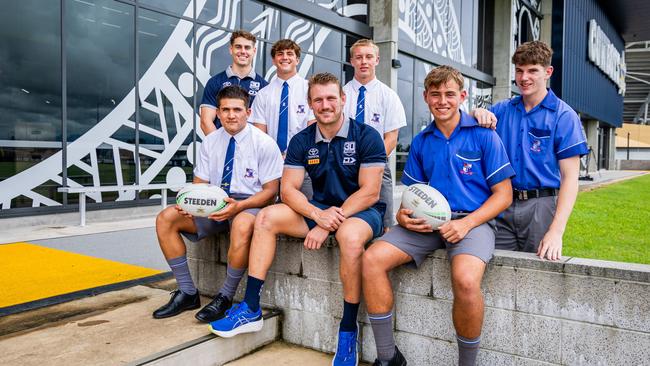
[588, 19, 626, 95]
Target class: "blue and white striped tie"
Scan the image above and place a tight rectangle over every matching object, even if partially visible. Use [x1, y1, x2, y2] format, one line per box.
[355, 85, 366, 123]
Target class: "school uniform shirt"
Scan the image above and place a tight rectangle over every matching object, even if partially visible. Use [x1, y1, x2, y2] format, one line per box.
[343, 78, 407, 136]
[200, 66, 268, 128]
[402, 111, 515, 213]
[194, 124, 283, 196]
[248, 74, 314, 150]
[284, 118, 387, 215]
[490, 88, 588, 190]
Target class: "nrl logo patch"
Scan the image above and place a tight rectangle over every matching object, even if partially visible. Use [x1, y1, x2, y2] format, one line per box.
[250, 81, 260, 90]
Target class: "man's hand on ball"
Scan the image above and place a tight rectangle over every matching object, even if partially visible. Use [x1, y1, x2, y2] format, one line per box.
[397, 208, 433, 233]
[439, 218, 471, 244]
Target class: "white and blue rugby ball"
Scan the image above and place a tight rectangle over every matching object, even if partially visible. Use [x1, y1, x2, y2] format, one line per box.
[401, 184, 451, 230]
[176, 184, 228, 217]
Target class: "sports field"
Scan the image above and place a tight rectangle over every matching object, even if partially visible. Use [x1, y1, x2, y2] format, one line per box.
[564, 173, 650, 264]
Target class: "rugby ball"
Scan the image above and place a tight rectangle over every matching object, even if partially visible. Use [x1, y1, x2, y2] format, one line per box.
[401, 184, 451, 229]
[175, 184, 228, 217]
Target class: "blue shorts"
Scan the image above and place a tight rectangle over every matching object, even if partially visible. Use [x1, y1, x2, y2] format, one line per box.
[304, 200, 384, 239]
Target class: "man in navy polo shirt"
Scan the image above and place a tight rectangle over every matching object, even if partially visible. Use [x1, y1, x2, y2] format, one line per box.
[473, 41, 588, 260]
[362, 66, 514, 366]
[210, 73, 386, 366]
[199, 30, 268, 135]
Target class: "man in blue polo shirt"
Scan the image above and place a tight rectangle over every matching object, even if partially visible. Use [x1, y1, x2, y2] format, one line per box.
[210, 73, 386, 366]
[473, 41, 588, 260]
[362, 66, 514, 366]
[200, 30, 268, 135]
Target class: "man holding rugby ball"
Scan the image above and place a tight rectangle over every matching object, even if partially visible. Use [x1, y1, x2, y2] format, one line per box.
[361, 66, 514, 366]
[153, 86, 283, 322]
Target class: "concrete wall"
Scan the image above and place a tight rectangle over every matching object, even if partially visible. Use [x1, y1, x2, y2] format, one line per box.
[617, 159, 650, 170]
[188, 235, 650, 366]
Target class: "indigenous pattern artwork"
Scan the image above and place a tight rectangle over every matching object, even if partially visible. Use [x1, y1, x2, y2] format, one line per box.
[0, 0, 366, 210]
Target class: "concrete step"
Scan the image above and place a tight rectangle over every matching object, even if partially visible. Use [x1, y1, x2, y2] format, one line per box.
[134, 311, 281, 366]
[0, 281, 280, 366]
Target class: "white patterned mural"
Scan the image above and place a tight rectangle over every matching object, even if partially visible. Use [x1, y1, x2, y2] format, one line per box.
[0, 0, 365, 210]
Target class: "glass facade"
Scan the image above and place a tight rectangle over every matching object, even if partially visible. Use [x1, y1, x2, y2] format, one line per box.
[0, 0, 368, 213]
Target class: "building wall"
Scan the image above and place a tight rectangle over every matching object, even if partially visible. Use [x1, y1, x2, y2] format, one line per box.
[189, 234, 650, 365]
[551, 0, 624, 127]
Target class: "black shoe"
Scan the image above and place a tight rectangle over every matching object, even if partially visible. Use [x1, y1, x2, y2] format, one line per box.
[152, 289, 201, 319]
[195, 293, 232, 323]
[373, 346, 407, 366]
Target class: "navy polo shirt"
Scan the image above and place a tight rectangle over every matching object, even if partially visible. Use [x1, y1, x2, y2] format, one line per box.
[402, 111, 515, 213]
[285, 118, 387, 215]
[200, 66, 268, 128]
[491, 89, 588, 190]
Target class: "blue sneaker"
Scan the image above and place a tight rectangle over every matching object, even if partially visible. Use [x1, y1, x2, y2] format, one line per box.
[208, 302, 263, 338]
[332, 326, 359, 366]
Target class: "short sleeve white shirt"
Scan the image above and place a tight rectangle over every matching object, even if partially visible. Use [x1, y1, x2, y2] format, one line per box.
[343, 78, 407, 136]
[194, 124, 284, 196]
[249, 74, 314, 147]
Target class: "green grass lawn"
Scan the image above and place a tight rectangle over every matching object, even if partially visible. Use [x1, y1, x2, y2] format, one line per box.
[564, 173, 650, 264]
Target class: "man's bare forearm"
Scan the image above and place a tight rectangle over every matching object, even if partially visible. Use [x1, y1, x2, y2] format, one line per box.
[463, 180, 512, 229]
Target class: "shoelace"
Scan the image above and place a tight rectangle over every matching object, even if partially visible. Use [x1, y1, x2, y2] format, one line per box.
[224, 303, 242, 320]
[336, 334, 355, 360]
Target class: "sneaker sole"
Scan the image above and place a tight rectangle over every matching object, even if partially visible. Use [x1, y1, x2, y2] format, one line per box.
[209, 318, 263, 338]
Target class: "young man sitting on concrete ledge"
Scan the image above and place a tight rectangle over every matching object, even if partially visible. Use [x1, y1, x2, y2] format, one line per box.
[152, 86, 283, 322]
[210, 72, 386, 366]
[362, 66, 514, 366]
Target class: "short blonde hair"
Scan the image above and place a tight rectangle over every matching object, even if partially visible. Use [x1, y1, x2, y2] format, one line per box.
[308, 72, 343, 100]
[349, 39, 379, 58]
[424, 65, 465, 92]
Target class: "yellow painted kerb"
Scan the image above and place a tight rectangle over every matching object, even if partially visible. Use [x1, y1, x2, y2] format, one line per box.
[0, 242, 162, 308]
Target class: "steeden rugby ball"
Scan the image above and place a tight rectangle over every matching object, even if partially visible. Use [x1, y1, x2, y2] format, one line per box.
[176, 184, 228, 217]
[401, 184, 451, 229]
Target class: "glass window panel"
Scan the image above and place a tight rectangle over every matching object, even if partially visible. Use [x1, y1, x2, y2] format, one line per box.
[138, 0, 193, 17]
[398, 53, 414, 82]
[281, 12, 312, 52]
[198, 0, 241, 29]
[314, 57, 343, 82]
[242, 1, 264, 33]
[315, 26, 342, 62]
[138, 10, 194, 188]
[65, 0, 136, 201]
[0, 0, 62, 209]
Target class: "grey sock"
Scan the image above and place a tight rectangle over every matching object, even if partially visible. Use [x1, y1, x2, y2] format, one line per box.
[168, 256, 197, 295]
[369, 311, 395, 361]
[457, 334, 480, 366]
[219, 265, 246, 300]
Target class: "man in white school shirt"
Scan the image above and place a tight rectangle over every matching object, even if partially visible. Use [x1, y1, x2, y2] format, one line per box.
[249, 38, 315, 197]
[343, 39, 407, 229]
[249, 39, 315, 153]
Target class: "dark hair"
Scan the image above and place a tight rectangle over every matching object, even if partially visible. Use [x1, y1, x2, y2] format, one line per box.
[308, 72, 343, 100]
[424, 65, 465, 92]
[230, 30, 256, 45]
[271, 39, 301, 59]
[512, 41, 553, 67]
[216, 85, 250, 107]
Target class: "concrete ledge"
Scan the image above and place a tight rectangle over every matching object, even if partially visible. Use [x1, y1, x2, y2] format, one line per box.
[188, 234, 650, 365]
[134, 312, 280, 366]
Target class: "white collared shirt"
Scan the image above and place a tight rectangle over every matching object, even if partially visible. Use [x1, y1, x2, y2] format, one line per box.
[343, 78, 407, 136]
[249, 74, 315, 145]
[194, 124, 284, 196]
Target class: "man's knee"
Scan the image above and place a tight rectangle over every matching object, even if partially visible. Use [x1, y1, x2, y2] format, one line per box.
[452, 271, 482, 299]
[255, 205, 283, 233]
[362, 245, 388, 278]
[156, 207, 182, 231]
[336, 226, 369, 260]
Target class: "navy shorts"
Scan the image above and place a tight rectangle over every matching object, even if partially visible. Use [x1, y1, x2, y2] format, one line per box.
[304, 200, 384, 239]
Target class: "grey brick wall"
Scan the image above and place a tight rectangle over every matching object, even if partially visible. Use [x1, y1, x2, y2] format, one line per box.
[186, 235, 650, 366]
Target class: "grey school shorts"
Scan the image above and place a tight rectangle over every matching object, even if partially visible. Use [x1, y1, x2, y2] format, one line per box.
[378, 221, 497, 268]
[181, 208, 260, 242]
[495, 196, 556, 252]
